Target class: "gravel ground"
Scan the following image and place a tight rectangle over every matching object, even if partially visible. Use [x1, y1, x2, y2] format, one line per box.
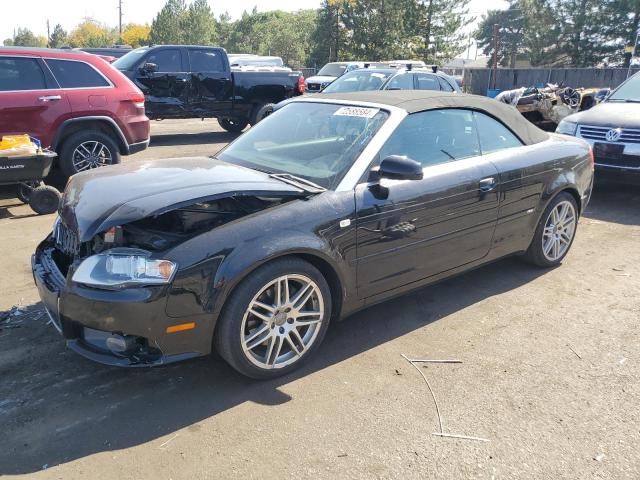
[0, 120, 638, 479]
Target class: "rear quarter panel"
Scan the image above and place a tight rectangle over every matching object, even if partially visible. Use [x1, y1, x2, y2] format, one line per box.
[232, 71, 301, 110]
[487, 134, 592, 258]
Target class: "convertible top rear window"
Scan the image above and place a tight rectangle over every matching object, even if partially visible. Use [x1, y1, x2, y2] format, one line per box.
[218, 102, 389, 189]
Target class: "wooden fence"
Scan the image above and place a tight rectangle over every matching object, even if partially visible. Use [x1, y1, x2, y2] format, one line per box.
[463, 68, 640, 95]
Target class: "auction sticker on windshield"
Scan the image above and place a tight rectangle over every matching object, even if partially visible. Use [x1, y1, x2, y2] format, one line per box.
[333, 106, 380, 118]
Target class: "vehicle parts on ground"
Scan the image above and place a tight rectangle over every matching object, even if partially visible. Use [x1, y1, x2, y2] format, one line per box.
[496, 83, 603, 130]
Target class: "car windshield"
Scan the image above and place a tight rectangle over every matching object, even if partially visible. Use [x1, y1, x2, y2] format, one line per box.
[113, 47, 149, 70]
[323, 70, 394, 93]
[317, 63, 347, 77]
[218, 103, 389, 190]
[608, 74, 640, 102]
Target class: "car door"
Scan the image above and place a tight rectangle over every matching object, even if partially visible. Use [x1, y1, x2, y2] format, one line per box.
[473, 111, 555, 257]
[355, 109, 500, 299]
[186, 47, 232, 116]
[43, 58, 113, 115]
[133, 48, 190, 118]
[0, 56, 70, 147]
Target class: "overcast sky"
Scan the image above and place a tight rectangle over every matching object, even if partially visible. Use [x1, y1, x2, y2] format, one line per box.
[2, 0, 507, 56]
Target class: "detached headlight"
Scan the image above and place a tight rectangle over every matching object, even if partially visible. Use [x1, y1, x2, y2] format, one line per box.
[556, 120, 578, 136]
[72, 248, 177, 289]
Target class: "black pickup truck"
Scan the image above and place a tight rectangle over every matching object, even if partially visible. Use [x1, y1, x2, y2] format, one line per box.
[113, 45, 305, 132]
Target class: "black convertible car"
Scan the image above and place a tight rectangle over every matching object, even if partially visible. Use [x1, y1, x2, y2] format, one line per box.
[32, 91, 594, 379]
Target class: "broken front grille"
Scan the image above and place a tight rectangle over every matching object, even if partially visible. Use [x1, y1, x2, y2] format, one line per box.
[54, 220, 80, 256]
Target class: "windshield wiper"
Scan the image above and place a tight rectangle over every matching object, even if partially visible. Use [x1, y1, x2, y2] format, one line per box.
[608, 98, 640, 103]
[268, 173, 327, 193]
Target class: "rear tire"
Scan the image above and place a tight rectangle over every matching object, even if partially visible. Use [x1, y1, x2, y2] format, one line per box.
[29, 185, 61, 215]
[215, 257, 332, 379]
[59, 130, 120, 179]
[218, 117, 249, 133]
[250, 103, 275, 126]
[523, 192, 578, 267]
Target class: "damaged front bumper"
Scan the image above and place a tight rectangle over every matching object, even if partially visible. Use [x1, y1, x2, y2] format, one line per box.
[32, 239, 205, 367]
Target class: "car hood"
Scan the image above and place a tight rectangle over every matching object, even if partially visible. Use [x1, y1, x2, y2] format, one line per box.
[570, 101, 640, 128]
[60, 157, 303, 242]
[306, 75, 337, 84]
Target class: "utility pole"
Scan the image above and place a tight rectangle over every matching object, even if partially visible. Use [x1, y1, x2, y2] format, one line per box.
[627, 29, 640, 79]
[118, 0, 123, 40]
[46, 19, 50, 48]
[491, 23, 500, 89]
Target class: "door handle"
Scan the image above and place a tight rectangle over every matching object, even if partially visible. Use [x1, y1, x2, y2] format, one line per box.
[479, 177, 497, 192]
[38, 95, 62, 102]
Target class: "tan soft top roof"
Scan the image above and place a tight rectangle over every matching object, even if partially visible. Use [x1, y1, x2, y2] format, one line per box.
[316, 90, 549, 145]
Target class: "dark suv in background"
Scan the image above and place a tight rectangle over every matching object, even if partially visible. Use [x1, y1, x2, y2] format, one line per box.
[0, 47, 150, 179]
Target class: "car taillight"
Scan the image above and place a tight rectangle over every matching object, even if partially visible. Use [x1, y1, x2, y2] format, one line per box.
[128, 92, 145, 109]
[298, 76, 305, 94]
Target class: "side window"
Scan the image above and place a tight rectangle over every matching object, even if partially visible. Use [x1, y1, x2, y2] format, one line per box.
[189, 49, 224, 72]
[415, 73, 440, 91]
[438, 76, 454, 92]
[474, 111, 523, 154]
[146, 49, 182, 73]
[379, 109, 480, 168]
[386, 73, 414, 90]
[0, 57, 47, 91]
[46, 59, 109, 88]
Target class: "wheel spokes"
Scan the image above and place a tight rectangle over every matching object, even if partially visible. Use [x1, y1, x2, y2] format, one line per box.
[542, 201, 576, 261]
[245, 325, 271, 351]
[241, 273, 325, 370]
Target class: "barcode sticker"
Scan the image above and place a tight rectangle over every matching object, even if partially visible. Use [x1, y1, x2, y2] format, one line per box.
[333, 106, 380, 118]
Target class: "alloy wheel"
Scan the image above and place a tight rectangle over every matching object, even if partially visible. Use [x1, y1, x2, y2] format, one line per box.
[72, 141, 113, 172]
[240, 274, 324, 370]
[542, 200, 576, 262]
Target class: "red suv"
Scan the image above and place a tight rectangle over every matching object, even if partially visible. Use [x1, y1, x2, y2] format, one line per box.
[0, 47, 150, 178]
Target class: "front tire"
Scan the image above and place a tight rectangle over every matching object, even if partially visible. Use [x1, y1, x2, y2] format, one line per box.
[59, 130, 120, 178]
[523, 192, 578, 267]
[215, 258, 332, 379]
[217, 117, 249, 133]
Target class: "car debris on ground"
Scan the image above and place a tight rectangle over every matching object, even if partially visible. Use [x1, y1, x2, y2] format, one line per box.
[495, 83, 609, 130]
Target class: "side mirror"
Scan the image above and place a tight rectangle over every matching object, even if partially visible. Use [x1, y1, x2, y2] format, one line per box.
[371, 155, 423, 181]
[140, 62, 158, 74]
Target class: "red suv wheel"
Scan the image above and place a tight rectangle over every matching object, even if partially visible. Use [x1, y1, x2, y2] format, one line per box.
[59, 130, 121, 177]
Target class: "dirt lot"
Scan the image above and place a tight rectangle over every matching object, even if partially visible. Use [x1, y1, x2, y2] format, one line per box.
[1, 120, 639, 479]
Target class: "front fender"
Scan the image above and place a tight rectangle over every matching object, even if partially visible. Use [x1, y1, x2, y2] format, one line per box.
[210, 228, 353, 320]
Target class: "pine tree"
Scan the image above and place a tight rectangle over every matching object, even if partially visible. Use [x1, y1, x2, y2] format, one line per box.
[216, 12, 233, 49]
[416, 0, 473, 63]
[149, 0, 188, 45]
[184, 0, 217, 45]
[309, 1, 341, 65]
[554, 0, 612, 66]
[49, 24, 68, 48]
[602, 0, 640, 66]
[475, 2, 525, 68]
[9, 28, 47, 47]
